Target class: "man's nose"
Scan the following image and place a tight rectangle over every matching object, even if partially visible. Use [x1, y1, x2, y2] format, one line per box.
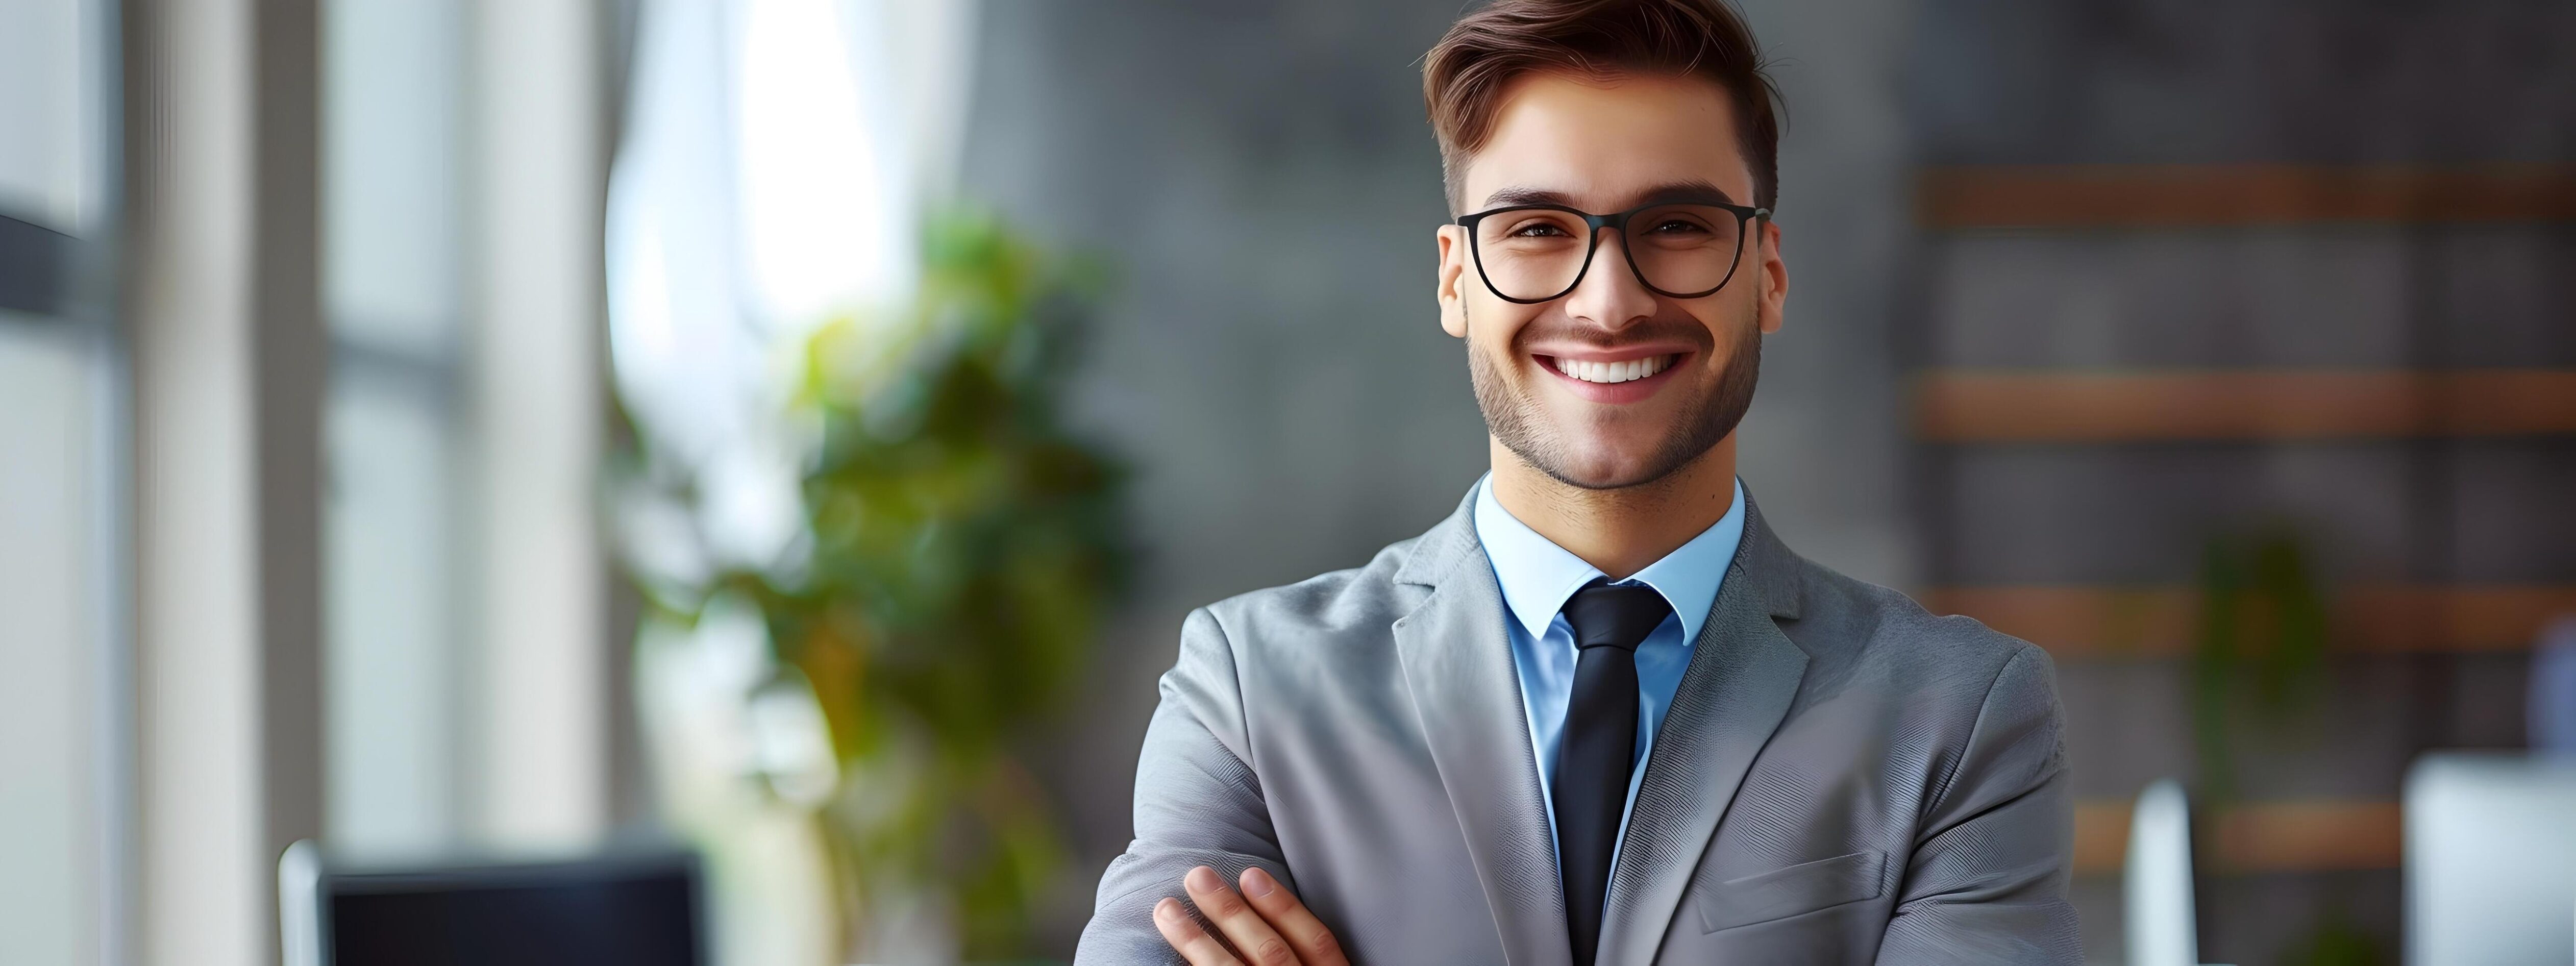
[1560, 229, 1658, 330]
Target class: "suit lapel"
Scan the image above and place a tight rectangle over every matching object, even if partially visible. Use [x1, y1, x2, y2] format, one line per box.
[1394, 494, 1575, 966]
[1595, 499, 1811, 966]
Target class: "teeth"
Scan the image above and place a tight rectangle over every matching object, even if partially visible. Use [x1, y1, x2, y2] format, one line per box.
[1554, 355, 1670, 384]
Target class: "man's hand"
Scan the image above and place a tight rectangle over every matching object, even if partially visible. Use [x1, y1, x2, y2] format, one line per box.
[1152, 865, 1349, 966]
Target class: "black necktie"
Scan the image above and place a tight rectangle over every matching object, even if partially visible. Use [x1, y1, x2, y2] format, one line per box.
[1555, 581, 1672, 965]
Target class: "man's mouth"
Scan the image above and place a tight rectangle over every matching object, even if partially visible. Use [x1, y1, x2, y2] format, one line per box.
[1530, 350, 1691, 403]
[1547, 353, 1677, 384]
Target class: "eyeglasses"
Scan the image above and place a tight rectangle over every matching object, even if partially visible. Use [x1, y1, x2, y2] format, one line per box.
[1454, 199, 1769, 304]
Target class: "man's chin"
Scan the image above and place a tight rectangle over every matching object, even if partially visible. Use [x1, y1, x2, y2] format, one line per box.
[1524, 442, 1680, 491]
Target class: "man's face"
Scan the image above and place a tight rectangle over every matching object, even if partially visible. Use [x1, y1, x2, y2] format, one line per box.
[1438, 71, 1787, 491]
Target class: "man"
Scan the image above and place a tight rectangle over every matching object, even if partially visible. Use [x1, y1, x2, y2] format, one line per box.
[1075, 1, 2078, 962]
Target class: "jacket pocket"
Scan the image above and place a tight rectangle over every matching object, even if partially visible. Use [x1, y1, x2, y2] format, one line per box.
[1696, 850, 1885, 933]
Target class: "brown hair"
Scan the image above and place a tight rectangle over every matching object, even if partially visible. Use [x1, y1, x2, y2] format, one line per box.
[1422, 0, 1782, 213]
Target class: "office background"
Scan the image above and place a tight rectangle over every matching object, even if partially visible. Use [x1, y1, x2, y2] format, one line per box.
[2, 0, 2570, 963]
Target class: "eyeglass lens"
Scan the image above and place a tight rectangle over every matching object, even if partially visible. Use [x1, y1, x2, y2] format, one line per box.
[1473, 205, 1745, 301]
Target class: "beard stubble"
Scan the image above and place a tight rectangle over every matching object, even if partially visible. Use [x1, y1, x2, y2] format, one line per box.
[1467, 307, 1762, 491]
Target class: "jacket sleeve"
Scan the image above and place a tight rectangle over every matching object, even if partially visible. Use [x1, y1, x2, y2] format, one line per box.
[1875, 643, 2084, 965]
[1073, 607, 1296, 965]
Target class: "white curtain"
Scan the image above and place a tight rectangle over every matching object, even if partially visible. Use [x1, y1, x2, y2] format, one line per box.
[609, 0, 979, 577]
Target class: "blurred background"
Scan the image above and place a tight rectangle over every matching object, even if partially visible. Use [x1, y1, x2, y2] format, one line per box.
[4, 1, 2572, 964]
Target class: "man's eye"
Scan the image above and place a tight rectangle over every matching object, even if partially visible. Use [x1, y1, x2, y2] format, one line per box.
[1509, 222, 1572, 238]
[1648, 219, 1709, 235]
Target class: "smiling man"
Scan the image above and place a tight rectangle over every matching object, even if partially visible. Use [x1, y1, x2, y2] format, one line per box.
[1073, 2, 2077, 963]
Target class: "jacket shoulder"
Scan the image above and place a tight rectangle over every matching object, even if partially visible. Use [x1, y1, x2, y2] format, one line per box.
[1789, 558, 2052, 695]
[1197, 531, 1432, 650]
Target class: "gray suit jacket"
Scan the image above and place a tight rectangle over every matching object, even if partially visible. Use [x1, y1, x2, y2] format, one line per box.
[1075, 490, 2079, 964]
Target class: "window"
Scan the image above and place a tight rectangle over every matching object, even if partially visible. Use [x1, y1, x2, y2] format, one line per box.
[321, 0, 470, 855]
[0, 0, 120, 961]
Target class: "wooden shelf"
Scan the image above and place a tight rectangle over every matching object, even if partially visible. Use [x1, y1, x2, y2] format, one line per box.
[1924, 584, 2576, 659]
[2074, 798, 2402, 875]
[1919, 163, 2576, 229]
[1915, 369, 2576, 442]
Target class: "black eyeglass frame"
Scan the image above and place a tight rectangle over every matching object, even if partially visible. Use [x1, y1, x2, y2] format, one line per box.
[1453, 199, 1771, 305]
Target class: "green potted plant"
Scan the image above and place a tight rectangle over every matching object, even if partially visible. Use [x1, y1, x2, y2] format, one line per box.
[627, 210, 1130, 961]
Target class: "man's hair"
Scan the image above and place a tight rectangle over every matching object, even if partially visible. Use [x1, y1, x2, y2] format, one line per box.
[1422, 0, 1782, 214]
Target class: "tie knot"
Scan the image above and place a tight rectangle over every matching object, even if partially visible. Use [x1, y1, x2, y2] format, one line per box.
[1562, 581, 1671, 653]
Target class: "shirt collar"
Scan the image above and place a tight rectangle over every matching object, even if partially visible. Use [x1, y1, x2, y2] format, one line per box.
[1472, 473, 1747, 647]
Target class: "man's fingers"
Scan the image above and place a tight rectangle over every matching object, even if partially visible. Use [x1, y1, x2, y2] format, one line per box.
[1238, 868, 1349, 966]
[1154, 897, 1243, 965]
[1182, 865, 1302, 965]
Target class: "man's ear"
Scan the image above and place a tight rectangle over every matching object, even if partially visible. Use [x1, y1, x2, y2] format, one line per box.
[1755, 218, 1787, 335]
[1436, 225, 1471, 338]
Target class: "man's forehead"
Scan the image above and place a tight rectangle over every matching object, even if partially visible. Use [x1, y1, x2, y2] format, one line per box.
[1457, 71, 1753, 212]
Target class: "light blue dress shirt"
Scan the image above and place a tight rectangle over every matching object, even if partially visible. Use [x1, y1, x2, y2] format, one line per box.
[1471, 473, 1748, 904]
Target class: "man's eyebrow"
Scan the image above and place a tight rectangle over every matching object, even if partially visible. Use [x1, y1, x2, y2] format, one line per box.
[1478, 180, 1743, 211]
[1631, 180, 1740, 207]
[1481, 186, 1576, 209]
